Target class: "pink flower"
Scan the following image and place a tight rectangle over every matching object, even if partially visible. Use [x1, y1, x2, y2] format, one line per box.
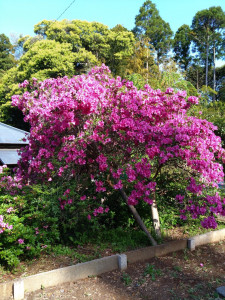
[175, 195, 185, 203]
[18, 239, 24, 244]
[188, 96, 199, 105]
[95, 181, 106, 193]
[80, 195, 86, 201]
[114, 180, 123, 190]
[63, 189, 70, 196]
[143, 197, 153, 205]
[7, 207, 14, 213]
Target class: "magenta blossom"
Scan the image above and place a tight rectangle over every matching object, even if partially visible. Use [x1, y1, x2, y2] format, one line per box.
[18, 239, 24, 244]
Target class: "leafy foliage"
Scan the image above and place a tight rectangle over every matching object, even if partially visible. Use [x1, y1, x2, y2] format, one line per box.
[0, 34, 16, 78]
[133, 0, 173, 63]
[173, 25, 192, 70]
[0, 168, 60, 269]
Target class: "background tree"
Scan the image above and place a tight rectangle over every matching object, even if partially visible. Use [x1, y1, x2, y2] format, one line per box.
[125, 37, 159, 83]
[34, 20, 135, 76]
[106, 29, 135, 76]
[17, 40, 78, 81]
[0, 34, 16, 79]
[186, 62, 208, 92]
[173, 25, 192, 71]
[191, 6, 225, 88]
[133, 0, 173, 63]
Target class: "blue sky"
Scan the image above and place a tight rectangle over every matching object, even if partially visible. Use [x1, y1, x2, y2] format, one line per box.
[1, 0, 225, 37]
[1, 0, 225, 65]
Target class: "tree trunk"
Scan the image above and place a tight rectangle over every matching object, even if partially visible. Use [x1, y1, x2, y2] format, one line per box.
[213, 46, 216, 101]
[196, 68, 199, 92]
[146, 47, 149, 84]
[151, 193, 161, 238]
[119, 188, 157, 246]
[205, 35, 209, 87]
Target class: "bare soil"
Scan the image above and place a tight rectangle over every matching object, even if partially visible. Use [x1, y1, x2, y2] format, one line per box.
[2, 229, 225, 300]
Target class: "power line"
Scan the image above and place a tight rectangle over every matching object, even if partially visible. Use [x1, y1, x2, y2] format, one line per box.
[56, 0, 77, 21]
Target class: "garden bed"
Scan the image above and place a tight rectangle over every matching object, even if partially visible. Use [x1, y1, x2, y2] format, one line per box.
[0, 226, 196, 283]
[23, 240, 225, 300]
[1, 226, 225, 299]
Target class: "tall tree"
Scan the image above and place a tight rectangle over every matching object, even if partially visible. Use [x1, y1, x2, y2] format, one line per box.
[191, 6, 225, 89]
[133, 0, 173, 63]
[0, 34, 16, 78]
[173, 25, 192, 71]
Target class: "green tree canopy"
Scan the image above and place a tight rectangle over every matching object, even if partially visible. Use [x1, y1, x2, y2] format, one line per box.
[17, 40, 77, 81]
[133, 0, 173, 63]
[0, 34, 16, 78]
[33, 20, 135, 76]
[173, 25, 192, 71]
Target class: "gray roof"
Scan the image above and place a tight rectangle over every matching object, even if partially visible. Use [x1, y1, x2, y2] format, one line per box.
[0, 149, 21, 165]
[0, 122, 29, 144]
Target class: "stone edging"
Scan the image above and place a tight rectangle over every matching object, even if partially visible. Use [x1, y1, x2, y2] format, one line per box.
[187, 227, 225, 251]
[1, 228, 225, 300]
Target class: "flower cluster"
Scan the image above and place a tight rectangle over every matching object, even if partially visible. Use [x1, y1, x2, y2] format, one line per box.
[11, 64, 225, 228]
[0, 215, 13, 234]
[58, 188, 74, 209]
[93, 206, 109, 216]
[0, 165, 7, 174]
[176, 179, 225, 228]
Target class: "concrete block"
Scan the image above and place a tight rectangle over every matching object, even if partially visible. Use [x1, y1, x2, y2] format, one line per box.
[13, 279, 24, 300]
[0, 281, 13, 300]
[155, 240, 187, 257]
[126, 240, 187, 264]
[125, 246, 156, 264]
[192, 228, 225, 247]
[23, 254, 119, 293]
[187, 239, 195, 251]
[117, 254, 127, 271]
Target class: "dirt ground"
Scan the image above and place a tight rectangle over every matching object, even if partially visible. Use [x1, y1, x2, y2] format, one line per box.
[3, 238, 225, 300]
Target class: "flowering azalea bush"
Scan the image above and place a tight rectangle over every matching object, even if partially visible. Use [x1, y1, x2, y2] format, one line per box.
[0, 167, 61, 269]
[10, 64, 225, 243]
